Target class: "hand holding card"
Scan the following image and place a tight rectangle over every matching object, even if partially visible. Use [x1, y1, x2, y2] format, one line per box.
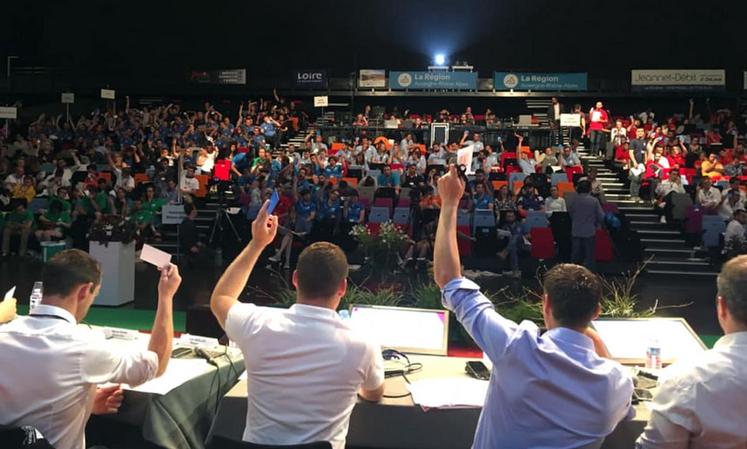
[267, 190, 280, 215]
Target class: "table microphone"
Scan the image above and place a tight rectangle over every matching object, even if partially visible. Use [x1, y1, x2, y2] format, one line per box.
[195, 347, 219, 367]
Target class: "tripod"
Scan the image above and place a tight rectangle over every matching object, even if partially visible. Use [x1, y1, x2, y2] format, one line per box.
[208, 189, 242, 246]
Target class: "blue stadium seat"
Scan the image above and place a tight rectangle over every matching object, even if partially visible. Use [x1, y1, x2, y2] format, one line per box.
[368, 206, 391, 224]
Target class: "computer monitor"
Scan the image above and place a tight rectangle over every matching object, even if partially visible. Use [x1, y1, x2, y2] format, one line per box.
[348, 305, 449, 356]
[591, 317, 706, 365]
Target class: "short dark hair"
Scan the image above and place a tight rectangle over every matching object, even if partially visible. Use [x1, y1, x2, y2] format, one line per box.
[296, 242, 348, 300]
[42, 249, 102, 297]
[543, 264, 602, 328]
[576, 180, 592, 194]
[717, 255, 747, 325]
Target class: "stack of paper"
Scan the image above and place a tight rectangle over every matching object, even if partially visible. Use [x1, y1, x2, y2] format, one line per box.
[407, 378, 488, 409]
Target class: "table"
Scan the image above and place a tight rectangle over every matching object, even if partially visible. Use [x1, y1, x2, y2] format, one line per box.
[207, 355, 648, 449]
[87, 330, 245, 449]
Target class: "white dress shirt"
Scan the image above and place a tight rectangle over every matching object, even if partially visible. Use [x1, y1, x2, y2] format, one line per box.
[441, 278, 635, 449]
[226, 303, 384, 449]
[636, 332, 747, 449]
[0, 304, 158, 449]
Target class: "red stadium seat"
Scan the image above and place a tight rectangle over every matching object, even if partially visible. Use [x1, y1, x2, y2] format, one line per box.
[565, 166, 583, 182]
[457, 225, 473, 257]
[530, 227, 555, 260]
[595, 229, 614, 262]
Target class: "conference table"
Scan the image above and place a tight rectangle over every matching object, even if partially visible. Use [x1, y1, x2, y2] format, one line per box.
[207, 354, 649, 449]
[86, 329, 245, 449]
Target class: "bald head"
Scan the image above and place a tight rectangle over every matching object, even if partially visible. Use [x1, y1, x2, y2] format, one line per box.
[717, 255, 747, 326]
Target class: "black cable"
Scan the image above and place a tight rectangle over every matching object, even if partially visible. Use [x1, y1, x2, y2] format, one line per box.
[382, 361, 422, 399]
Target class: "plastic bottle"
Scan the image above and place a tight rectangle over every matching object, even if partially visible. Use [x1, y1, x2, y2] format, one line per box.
[645, 338, 662, 370]
[29, 281, 43, 312]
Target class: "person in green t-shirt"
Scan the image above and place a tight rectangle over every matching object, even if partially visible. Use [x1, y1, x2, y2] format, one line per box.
[2, 199, 33, 257]
[35, 199, 72, 242]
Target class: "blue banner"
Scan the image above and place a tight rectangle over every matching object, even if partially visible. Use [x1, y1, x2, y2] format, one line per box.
[389, 71, 477, 90]
[294, 70, 327, 89]
[494, 72, 587, 91]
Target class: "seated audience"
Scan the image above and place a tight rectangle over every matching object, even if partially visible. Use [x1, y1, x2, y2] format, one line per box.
[2, 199, 32, 257]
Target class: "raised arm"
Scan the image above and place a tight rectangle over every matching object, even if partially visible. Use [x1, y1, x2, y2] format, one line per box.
[434, 165, 465, 288]
[210, 201, 278, 327]
[147, 264, 181, 376]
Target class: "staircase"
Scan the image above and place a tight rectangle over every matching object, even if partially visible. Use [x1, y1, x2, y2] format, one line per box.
[577, 149, 718, 278]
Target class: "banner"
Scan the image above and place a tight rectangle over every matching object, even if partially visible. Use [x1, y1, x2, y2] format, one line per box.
[0, 107, 18, 119]
[100, 89, 116, 100]
[295, 70, 327, 89]
[389, 71, 477, 90]
[560, 113, 581, 127]
[359, 69, 386, 88]
[494, 72, 587, 91]
[631, 69, 725, 91]
[161, 204, 185, 225]
[61, 93, 75, 104]
[189, 69, 246, 85]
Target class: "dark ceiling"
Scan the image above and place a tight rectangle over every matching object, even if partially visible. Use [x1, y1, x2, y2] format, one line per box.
[3, 0, 745, 84]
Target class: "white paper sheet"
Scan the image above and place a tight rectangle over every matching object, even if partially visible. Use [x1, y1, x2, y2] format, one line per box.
[457, 145, 475, 175]
[140, 244, 172, 268]
[123, 358, 214, 395]
[407, 378, 488, 409]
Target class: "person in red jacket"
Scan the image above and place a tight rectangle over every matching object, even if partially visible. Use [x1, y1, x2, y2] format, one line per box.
[588, 101, 609, 157]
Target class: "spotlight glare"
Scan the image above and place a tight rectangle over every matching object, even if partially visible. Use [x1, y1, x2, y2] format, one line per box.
[434, 54, 446, 66]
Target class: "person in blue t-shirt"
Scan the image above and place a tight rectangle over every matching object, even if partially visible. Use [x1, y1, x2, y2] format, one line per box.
[472, 183, 494, 211]
[377, 166, 401, 190]
[315, 189, 342, 243]
[231, 151, 250, 178]
[344, 190, 365, 225]
[324, 156, 343, 180]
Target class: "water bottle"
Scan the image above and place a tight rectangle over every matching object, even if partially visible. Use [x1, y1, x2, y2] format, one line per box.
[214, 248, 223, 267]
[645, 338, 662, 370]
[29, 281, 43, 312]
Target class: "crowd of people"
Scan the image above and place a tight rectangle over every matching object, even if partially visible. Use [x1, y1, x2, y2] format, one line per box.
[1, 186, 744, 449]
[2, 95, 745, 273]
[0, 93, 303, 256]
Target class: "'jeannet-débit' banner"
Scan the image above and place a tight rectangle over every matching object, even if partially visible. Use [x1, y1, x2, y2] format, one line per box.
[494, 72, 587, 91]
[294, 70, 327, 89]
[389, 71, 477, 90]
[631, 69, 725, 91]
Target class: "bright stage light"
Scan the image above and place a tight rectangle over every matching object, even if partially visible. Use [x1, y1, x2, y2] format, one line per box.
[434, 54, 446, 66]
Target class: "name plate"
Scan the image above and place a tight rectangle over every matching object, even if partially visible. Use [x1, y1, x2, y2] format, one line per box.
[179, 333, 220, 348]
[104, 327, 140, 340]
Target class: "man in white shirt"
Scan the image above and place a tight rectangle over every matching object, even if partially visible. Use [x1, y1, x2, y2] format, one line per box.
[655, 168, 686, 223]
[0, 249, 181, 449]
[636, 255, 747, 448]
[696, 178, 722, 213]
[180, 166, 200, 199]
[433, 166, 634, 449]
[723, 208, 747, 254]
[210, 202, 384, 449]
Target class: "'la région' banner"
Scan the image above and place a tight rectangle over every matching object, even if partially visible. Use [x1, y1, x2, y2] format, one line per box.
[389, 71, 477, 90]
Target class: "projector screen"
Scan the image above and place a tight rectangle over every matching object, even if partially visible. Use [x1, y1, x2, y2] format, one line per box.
[348, 305, 449, 355]
[592, 318, 706, 364]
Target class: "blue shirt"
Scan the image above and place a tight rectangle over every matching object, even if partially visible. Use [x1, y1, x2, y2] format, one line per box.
[473, 194, 491, 210]
[260, 122, 276, 137]
[233, 153, 250, 171]
[346, 202, 363, 223]
[441, 278, 634, 449]
[324, 165, 342, 179]
[377, 172, 400, 188]
[318, 199, 341, 221]
[295, 200, 316, 219]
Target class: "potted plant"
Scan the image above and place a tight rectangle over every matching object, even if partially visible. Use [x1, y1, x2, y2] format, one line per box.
[349, 221, 409, 280]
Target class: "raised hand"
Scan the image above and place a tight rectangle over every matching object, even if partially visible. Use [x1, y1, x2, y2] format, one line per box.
[251, 200, 279, 248]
